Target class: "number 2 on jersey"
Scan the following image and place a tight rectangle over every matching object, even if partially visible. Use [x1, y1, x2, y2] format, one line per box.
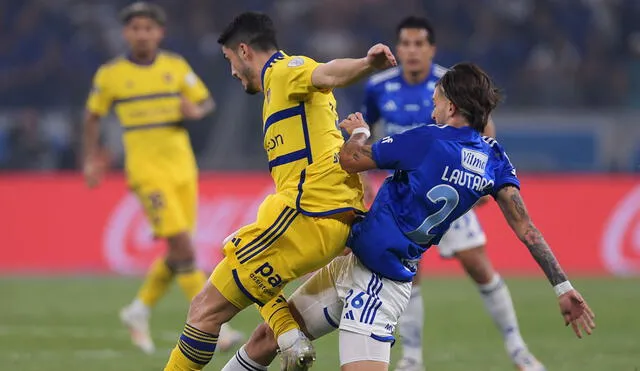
[406, 184, 460, 244]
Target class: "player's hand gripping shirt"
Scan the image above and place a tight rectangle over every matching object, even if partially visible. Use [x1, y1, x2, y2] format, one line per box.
[261, 51, 365, 215]
[86, 51, 210, 184]
[349, 125, 520, 282]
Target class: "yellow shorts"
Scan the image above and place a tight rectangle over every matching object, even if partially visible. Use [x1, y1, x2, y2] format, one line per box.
[210, 194, 352, 308]
[131, 178, 197, 238]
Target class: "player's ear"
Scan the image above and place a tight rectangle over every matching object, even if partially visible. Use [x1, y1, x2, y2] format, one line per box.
[237, 43, 250, 61]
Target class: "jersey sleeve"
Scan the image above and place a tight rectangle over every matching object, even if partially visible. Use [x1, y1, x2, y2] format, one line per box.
[361, 81, 380, 125]
[281, 56, 327, 101]
[371, 128, 430, 170]
[179, 59, 210, 103]
[492, 151, 521, 196]
[86, 66, 112, 117]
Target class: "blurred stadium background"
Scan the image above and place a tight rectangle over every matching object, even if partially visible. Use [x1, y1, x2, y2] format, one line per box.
[1, 0, 639, 370]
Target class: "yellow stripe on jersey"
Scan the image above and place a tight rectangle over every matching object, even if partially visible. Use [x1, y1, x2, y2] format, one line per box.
[85, 51, 210, 183]
[261, 51, 365, 216]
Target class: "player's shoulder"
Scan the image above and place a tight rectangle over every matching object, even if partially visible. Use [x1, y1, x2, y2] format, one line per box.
[98, 55, 126, 71]
[158, 50, 188, 65]
[481, 135, 510, 160]
[432, 63, 448, 78]
[367, 66, 402, 88]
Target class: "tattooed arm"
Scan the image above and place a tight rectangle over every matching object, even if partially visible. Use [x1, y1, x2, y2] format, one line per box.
[338, 112, 378, 173]
[495, 185, 568, 285]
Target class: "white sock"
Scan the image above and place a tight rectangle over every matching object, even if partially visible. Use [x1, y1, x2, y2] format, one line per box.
[277, 328, 303, 351]
[398, 285, 424, 363]
[130, 299, 150, 317]
[478, 274, 526, 354]
[221, 345, 268, 371]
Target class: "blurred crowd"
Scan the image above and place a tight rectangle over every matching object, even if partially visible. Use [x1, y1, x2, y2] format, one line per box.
[1, 0, 639, 171]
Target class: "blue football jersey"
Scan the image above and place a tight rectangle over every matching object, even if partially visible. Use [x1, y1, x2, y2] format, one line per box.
[348, 124, 520, 282]
[362, 64, 448, 136]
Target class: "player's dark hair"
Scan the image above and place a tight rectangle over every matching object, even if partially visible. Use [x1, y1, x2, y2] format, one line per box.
[120, 2, 166, 26]
[396, 16, 436, 45]
[436, 63, 501, 132]
[217, 12, 279, 52]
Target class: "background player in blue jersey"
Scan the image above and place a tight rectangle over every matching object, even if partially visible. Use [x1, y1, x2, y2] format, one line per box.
[219, 63, 595, 371]
[361, 17, 543, 371]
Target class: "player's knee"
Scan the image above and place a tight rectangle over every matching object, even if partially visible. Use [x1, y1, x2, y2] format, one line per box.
[167, 232, 196, 261]
[186, 282, 236, 330]
[455, 246, 494, 284]
[245, 323, 278, 360]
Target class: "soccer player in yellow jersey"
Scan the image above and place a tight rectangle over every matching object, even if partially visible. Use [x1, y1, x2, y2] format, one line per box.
[83, 2, 243, 355]
[163, 12, 397, 371]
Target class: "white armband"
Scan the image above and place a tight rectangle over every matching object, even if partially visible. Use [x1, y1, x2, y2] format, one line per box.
[351, 127, 371, 139]
[553, 281, 574, 297]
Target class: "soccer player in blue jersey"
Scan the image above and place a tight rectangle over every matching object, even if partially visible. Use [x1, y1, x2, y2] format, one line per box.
[220, 63, 595, 371]
[361, 16, 543, 371]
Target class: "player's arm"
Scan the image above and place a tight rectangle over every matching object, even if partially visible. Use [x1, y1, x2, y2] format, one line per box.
[83, 66, 112, 188]
[338, 113, 377, 173]
[495, 185, 596, 338]
[311, 44, 396, 90]
[475, 117, 496, 207]
[179, 59, 215, 120]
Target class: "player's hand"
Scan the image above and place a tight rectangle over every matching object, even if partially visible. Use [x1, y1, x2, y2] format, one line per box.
[558, 289, 595, 338]
[366, 43, 397, 70]
[339, 112, 369, 136]
[83, 157, 103, 189]
[180, 97, 204, 120]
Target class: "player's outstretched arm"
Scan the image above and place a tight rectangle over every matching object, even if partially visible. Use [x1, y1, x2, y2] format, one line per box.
[496, 185, 596, 338]
[338, 112, 377, 173]
[311, 44, 397, 90]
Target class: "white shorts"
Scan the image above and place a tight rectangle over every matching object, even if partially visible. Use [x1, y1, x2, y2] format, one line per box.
[289, 253, 411, 344]
[437, 209, 487, 258]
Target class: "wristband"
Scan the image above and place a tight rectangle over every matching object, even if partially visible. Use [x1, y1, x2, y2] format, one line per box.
[553, 281, 574, 297]
[352, 127, 371, 139]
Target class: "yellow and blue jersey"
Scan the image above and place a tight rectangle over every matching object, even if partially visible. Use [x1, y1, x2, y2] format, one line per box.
[261, 51, 365, 216]
[86, 51, 209, 184]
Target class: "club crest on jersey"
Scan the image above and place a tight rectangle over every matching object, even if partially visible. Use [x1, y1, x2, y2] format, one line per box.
[164, 72, 173, 84]
[461, 148, 488, 176]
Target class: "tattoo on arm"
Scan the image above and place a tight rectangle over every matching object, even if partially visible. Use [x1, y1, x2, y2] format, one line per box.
[500, 187, 568, 286]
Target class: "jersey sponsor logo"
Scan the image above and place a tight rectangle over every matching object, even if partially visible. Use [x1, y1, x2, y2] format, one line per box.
[440, 165, 494, 193]
[383, 100, 397, 112]
[601, 184, 640, 275]
[287, 57, 305, 67]
[266, 134, 284, 152]
[384, 82, 401, 92]
[404, 104, 420, 112]
[461, 148, 488, 176]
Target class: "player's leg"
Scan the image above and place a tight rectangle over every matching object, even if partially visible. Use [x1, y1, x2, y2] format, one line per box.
[178, 179, 245, 351]
[337, 254, 411, 371]
[221, 255, 346, 371]
[395, 272, 424, 371]
[445, 211, 545, 371]
[121, 183, 191, 353]
[165, 275, 244, 371]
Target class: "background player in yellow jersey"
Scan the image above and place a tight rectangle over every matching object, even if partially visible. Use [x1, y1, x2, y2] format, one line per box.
[82, 2, 242, 355]
[164, 12, 397, 371]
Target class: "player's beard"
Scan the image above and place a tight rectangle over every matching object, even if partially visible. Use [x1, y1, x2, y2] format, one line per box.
[241, 64, 260, 95]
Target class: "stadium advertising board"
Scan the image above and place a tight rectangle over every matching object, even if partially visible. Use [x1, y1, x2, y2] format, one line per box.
[0, 173, 638, 276]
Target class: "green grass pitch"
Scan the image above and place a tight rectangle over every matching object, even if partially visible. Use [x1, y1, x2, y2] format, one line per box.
[1, 276, 638, 370]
